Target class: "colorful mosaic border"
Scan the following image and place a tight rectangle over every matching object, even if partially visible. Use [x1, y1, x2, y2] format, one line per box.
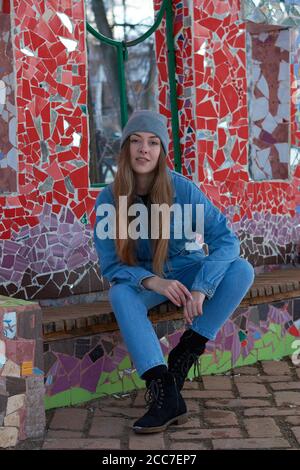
[44, 297, 300, 409]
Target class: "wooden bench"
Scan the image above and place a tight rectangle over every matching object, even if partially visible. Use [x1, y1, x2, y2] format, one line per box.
[42, 267, 300, 342]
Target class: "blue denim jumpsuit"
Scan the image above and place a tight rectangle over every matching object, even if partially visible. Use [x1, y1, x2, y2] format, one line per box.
[94, 169, 254, 377]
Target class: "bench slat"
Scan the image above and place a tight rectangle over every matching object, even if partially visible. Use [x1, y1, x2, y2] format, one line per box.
[42, 267, 300, 341]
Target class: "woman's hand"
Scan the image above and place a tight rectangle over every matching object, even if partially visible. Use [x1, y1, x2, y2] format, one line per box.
[183, 291, 206, 325]
[142, 278, 205, 325]
[142, 276, 193, 307]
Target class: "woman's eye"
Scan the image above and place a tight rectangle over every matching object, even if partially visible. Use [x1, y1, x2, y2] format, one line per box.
[150, 141, 159, 145]
[130, 139, 139, 143]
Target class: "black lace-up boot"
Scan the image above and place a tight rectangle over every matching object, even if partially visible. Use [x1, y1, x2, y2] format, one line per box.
[132, 371, 188, 434]
[168, 329, 208, 392]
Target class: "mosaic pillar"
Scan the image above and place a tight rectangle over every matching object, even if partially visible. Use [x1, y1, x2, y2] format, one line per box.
[0, 295, 45, 448]
[0, 0, 17, 193]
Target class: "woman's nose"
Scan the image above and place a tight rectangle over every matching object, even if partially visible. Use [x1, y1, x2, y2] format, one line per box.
[139, 141, 150, 152]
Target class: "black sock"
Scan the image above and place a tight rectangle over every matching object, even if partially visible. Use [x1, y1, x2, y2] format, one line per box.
[141, 364, 168, 382]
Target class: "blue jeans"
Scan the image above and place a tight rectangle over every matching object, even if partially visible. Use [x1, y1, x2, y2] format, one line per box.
[108, 254, 254, 377]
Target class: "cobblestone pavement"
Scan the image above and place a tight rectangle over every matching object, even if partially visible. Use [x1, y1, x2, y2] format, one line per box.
[15, 357, 300, 450]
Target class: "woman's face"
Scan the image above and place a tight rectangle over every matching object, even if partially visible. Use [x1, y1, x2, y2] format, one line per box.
[129, 132, 161, 175]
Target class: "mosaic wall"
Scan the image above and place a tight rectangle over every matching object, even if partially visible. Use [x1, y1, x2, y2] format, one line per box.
[178, 0, 300, 265]
[0, 0, 105, 300]
[242, 0, 300, 28]
[0, 0, 298, 300]
[0, 0, 17, 193]
[44, 296, 300, 409]
[0, 295, 45, 448]
[247, 25, 290, 180]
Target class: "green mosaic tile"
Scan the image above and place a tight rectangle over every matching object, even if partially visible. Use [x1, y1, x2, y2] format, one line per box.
[0, 295, 37, 307]
[269, 324, 280, 334]
[216, 350, 231, 367]
[262, 332, 277, 346]
[131, 371, 144, 389]
[98, 381, 123, 396]
[97, 371, 109, 387]
[108, 369, 120, 384]
[121, 376, 137, 393]
[118, 356, 132, 371]
[198, 361, 218, 376]
[45, 390, 71, 410]
[241, 351, 258, 366]
[253, 339, 264, 349]
[285, 333, 299, 354]
[215, 360, 232, 374]
[257, 344, 274, 361]
[199, 353, 214, 373]
[71, 387, 98, 405]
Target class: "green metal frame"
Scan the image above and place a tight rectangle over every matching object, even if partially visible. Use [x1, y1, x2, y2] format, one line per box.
[86, 0, 182, 187]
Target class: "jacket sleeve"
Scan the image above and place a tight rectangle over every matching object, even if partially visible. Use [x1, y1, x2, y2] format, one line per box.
[93, 187, 155, 290]
[187, 180, 240, 299]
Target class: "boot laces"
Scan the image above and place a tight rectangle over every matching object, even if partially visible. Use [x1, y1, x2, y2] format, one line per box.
[144, 378, 165, 409]
[172, 349, 202, 380]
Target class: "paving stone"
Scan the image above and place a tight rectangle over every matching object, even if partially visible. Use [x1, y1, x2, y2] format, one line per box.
[171, 427, 242, 439]
[170, 416, 201, 429]
[202, 376, 232, 390]
[205, 398, 272, 408]
[185, 400, 200, 413]
[261, 361, 292, 376]
[182, 390, 234, 399]
[42, 438, 120, 449]
[234, 375, 293, 383]
[236, 383, 270, 397]
[49, 409, 87, 431]
[94, 396, 133, 408]
[212, 438, 290, 449]
[95, 407, 141, 419]
[284, 416, 300, 425]
[129, 432, 165, 450]
[233, 366, 260, 375]
[46, 430, 83, 438]
[274, 391, 300, 407]
[203, 410, 238, 426]
[184, 381, 201, 389]
[169, 441, 209, 450]
[243, 417, 282, 437]
[291, 427, 300, 444]
[245, 407, 300, 417]
[11, 360, 300, 450]
[89, 417, 127, 437]
[133, 392, 149, 407]
[270, 382, 300, 390]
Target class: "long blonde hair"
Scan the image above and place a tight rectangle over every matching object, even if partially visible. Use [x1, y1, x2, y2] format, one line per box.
[113, 138, 173, 276]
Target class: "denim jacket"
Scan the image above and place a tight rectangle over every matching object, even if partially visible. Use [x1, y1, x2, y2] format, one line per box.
[93, 169, 240, 299]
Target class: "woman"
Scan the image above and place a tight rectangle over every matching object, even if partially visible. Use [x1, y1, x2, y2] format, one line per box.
[94, 110, 254, 434]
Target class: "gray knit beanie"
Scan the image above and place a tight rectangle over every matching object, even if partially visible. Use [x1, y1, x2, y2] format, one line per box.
[120, 110, 169, 154]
